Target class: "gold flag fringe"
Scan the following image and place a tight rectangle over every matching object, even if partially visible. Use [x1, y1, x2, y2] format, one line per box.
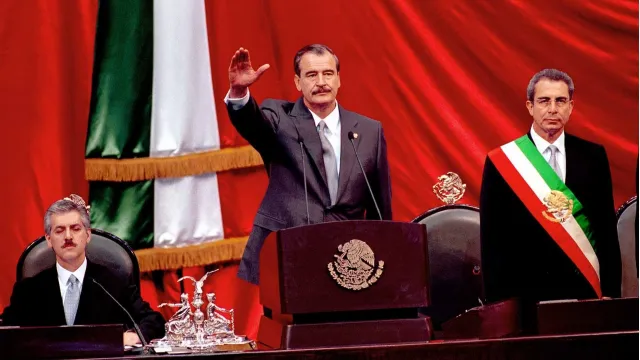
[134, 236, 249, 272]
[85, 145, 263, 181]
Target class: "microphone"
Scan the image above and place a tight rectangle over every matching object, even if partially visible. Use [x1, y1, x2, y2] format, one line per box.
[89, 277, 150, 351]
[292, 122, 311, 226]
[299, 141, 311, 225]
[348, 131, 383, 220]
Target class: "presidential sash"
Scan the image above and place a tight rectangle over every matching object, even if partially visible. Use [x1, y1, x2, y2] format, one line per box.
[488, 135, 601, 298]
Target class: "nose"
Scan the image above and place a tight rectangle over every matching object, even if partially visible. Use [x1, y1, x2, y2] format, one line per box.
[64, 228, 73, 239]
[316, 74, 326, 86]
[548, 101, 558, 114]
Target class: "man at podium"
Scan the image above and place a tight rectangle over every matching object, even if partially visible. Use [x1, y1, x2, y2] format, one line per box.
[2, 195, 165, 345]
[480, 69, 621, 303]
[224, 44, 393, 285]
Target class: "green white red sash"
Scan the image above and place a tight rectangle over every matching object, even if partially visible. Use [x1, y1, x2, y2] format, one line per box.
[488, 135, 601, 298]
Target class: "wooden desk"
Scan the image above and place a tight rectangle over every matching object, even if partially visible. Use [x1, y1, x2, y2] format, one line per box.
[0, 324, 123, 359]
[84, 330, 638, 360]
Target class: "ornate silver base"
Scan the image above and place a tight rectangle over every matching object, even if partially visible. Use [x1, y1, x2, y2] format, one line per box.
[150, 335, 254, 354]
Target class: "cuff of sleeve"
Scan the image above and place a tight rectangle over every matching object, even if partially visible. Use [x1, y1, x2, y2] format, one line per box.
[224, 89, 250, 110]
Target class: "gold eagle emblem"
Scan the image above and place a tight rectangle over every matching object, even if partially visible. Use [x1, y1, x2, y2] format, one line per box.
[328, 239, 384, 290]
[542, 190, 573, 223]
[433, 172, 466, 205]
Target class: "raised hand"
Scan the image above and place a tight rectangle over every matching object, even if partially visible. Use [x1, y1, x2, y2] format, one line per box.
[228, 47, 270, 98]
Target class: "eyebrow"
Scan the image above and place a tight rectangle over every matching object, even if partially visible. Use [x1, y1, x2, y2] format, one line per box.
[536, 96, 569, 100]
[304, 69, 335, 75]
[54, 223, 82, 229]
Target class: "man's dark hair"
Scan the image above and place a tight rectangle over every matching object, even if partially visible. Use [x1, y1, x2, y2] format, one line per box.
[293, 44, 340, 76]
[527, 68, 575, 101]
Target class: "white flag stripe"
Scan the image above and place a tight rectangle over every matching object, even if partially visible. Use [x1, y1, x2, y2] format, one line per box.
[151, 0, 224, 248]
[154, 175, 223, 247]
[151, 0, 220, 156]
[501, 142, 600, 278]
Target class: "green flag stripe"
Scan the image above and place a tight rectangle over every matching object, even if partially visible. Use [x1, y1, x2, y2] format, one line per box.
[86, 0, 155, 250]
[514, 135, 596, 250]
[85, 0, 153, 159]
[89, 181, 154, 250]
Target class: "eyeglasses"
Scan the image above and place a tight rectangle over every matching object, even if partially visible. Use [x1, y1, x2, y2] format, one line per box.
[535, 98, 570, 109]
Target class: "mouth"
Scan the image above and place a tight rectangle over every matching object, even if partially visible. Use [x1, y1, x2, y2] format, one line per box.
[63, 242, 76, 249]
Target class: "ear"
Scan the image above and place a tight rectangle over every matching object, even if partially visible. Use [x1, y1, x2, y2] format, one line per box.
[568, 99, 574, 116]
[526, 100, 534, 116]
[45, 234, 53, 249]
[294, 75, 301, 91]
[86, 228, 92, 244]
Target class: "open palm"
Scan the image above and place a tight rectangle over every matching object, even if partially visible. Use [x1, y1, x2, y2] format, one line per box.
[228, 48, 270, 91]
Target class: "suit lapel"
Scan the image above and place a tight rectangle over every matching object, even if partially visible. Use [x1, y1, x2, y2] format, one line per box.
[336, 106, 359, 202]
[46, 267, 68, 325]
[291, 97, 328, 190]
[564, 134, 580, 191]
[74, 262, 96, 324]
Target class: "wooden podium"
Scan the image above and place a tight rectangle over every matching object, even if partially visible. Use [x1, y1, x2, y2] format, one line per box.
[256, 220, 432, 349]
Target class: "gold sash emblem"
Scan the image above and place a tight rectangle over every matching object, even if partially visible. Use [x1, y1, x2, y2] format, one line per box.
[328, 239, 384, 290]
[542, 190, 573, 223]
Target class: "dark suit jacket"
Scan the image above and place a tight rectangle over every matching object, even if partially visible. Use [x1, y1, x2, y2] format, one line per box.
[2, 261, 165, 342]
[480, 132, 621, 303]
[228, 96, 392, 284]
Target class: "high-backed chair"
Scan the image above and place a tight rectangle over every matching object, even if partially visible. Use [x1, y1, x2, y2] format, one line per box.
[616, 196, 638, 298]
[16, 229, 140, 287]
[412, 203, 484, 328]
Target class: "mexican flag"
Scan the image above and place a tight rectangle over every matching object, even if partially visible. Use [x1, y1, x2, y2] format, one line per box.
[84, 0, 260, 271]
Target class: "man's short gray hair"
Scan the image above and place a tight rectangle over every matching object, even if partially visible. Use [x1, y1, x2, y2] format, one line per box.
[293, 44, 340, 76]
[44, 199, 90, 235]
[527, 68, 575, 102]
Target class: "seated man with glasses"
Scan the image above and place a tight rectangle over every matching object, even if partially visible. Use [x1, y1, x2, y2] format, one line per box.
[479, 69, 621, 305]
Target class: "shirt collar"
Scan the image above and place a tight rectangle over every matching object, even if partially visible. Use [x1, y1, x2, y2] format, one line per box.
[57, 257, 88, 286]
[530, 125, 566, 156]
[310, 101, 340, 135]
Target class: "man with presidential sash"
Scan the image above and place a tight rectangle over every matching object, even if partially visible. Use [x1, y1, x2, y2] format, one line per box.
[480, 69, 621, 303]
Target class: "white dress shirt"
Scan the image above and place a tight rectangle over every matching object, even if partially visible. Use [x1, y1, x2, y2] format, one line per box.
[224, 89, 342, 174]
[56, 257, 87, 303]
[530, 126, 566, 182]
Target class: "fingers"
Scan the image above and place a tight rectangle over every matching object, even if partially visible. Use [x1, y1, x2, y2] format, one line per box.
[255, 64, 271, 79]
[238, 48, 249, 64]
[229, 47, 249, 70]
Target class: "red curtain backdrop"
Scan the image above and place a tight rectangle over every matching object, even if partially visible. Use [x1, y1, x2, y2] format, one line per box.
[1, 0, 637, 337]
[0, 0, 96, 309]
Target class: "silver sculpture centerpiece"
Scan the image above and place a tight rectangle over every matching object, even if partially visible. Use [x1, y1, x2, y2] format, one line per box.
[151, 270, 252, 352]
